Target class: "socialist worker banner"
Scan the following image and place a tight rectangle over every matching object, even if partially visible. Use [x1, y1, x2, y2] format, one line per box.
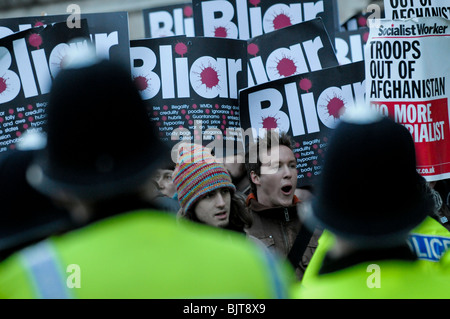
[365, 17, 450, 181]
[384, 0, 450, 20]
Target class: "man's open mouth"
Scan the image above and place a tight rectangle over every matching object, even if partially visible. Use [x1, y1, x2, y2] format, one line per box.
[281, 185, 292, 194]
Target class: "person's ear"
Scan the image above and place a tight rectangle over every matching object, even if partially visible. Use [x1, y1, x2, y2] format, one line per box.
[250, 171, 260, 186]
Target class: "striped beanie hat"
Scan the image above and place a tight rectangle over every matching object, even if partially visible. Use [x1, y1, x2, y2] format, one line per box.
[173, 143, 236, 213]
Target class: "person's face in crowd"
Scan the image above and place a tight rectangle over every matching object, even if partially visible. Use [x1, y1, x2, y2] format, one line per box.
[153, 169, 176, 198]
[222, 154, 246, 183]
[194, 188, 231, 228]
[252, 145, 297, 207]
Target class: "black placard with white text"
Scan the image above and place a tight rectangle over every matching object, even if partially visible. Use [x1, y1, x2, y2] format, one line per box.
[0, 12, 130, 71]
[193, 0, 338, 42]
[334, 27, 369, 65]
[239, 61, 366, 187]
[0, 21, 90, 152]
[130, 36, 247, 153]
[143, 3, 195, 38]
[247, 17, 338, 87]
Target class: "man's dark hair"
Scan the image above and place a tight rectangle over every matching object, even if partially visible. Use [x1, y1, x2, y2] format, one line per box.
[245, 130, 295, 198]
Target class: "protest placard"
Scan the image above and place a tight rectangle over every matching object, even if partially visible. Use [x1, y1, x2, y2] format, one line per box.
[384, 0, 450, 20]
[143, 3, 195, 38]
[239, 61, 365, 187]
[193, 0, 339, 42]
[247, 17, 338, 87]
[0, 12, 130, 71]
[365, 17, 450, 181]
[340, 12, 372, 31]
[130, 36, 247, 154]
[0, 21, 90, 152]
[334, 27, 369, 65]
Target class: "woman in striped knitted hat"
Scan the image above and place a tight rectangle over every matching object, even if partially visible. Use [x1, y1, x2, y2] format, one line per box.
[173, 143, 252, 234]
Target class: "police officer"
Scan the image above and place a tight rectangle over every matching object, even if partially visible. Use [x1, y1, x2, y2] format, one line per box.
[293, 107, 450, 299]
[0, 56, 294, 299]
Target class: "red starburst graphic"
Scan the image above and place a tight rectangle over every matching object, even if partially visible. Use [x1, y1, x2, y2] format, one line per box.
[0, 77, 7, 94]
[363, 32, 369, 43]
[200, 66, 220, 89]
[249, 0, 260, 7]
[50, 46, 69, 73]
[276, 57, 296, 77]
[184, 5, 193, 17]
[247, 43, 259, 57]
[299, 78, 312, 92]
[214, 26, 228, 38]
[358, 16, 367, 27]
[325, 96, 345, 119]
[175, 42, 188, 57]
[272, 12, 292, 30]
[133, 75, 149, 91]
[261, 116, 279, 129]
[34, 20, 45, 27]
[28, 33, 43, 49]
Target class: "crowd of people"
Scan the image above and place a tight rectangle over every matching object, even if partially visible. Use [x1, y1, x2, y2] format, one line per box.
[0, 47, 449, 299]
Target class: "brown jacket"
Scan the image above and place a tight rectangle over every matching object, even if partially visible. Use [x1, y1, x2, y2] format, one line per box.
[245, 193, 321, 280]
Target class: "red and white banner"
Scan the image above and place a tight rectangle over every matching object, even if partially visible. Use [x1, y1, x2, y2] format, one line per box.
[365, 17, 450, 181]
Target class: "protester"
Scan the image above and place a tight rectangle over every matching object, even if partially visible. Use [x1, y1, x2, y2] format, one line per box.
[428, 180, 450, 231]
[222, 153, 251, 196]
[152, 163, 177, 198]
[140, 161, 180, 214]
[244, 130, 321, 280]
[293, 107, 450, 298]
[141, 178, 180, 214]
[214, 143, 251, 196]
[174, 143, 252, 234]
[0, 57, 294, 299]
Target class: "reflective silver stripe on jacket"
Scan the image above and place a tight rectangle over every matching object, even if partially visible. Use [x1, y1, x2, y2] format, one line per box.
[20, 240, 72, 299]
[262, 249, 288, 299]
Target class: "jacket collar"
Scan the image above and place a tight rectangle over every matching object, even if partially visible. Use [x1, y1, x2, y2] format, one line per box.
[246, 193, 301, 222]
[246, 193, 300, 209]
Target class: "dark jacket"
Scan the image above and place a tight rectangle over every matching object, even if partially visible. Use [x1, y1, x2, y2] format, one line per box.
[245, 193, 321, 280]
